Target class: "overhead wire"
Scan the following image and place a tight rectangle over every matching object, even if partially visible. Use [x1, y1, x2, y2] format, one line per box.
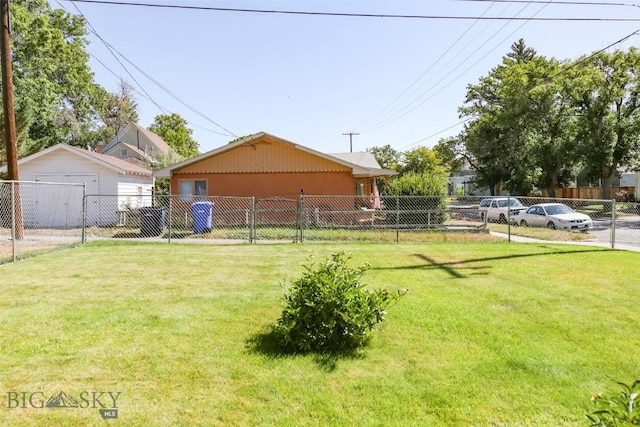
[61, 0, 640, 21]
[398, 26, 640, 152]
[98, 41, 238, 137]
[357, 0, 553, 137]
[356, 1, 539, 134]
[63, 0, 238, 138]
[63, 0, 168, 114]
[361, 0, 640, 150]
[60, 0, 640, 153]
[458, 0, 640, 7]
[347, 1, 499, 134]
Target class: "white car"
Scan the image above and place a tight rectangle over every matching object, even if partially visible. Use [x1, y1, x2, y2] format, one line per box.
[478, 198, 527, 223]
[515, 203, 593, 231]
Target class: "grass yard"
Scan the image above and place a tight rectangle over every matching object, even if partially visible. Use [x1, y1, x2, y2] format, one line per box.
[0, 240, 638, 426]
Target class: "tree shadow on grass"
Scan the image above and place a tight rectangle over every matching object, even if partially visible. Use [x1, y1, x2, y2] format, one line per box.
[246, 327, 367, 372]
[370, 247, 608, 279]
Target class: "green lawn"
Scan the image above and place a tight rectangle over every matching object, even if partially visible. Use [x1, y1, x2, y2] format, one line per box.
[1, 241, 638, 426]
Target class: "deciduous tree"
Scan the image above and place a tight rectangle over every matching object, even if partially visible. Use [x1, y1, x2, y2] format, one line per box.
[149, 113, 199, 158]
[568, 48, 640, 199]
[6, 0, 105, 155]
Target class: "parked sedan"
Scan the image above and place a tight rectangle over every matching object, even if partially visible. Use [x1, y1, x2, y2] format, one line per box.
[478, 197, 527, 223]
[515, 203, 593, 231]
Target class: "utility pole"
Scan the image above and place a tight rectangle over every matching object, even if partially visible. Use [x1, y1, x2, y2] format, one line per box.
[1, 0, 23, 239]
[1, 0, 17, 180]
[342, 132, 359, 152]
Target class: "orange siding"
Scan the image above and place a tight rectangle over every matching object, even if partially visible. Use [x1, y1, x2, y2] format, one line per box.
[177, 141, 350, 174]
[172, 172, 355, 199]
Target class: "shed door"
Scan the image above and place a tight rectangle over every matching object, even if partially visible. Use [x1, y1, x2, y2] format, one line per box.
[33, 174, 98, 228]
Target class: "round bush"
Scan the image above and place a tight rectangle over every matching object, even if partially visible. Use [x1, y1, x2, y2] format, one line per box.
[273, 252, 406, 353]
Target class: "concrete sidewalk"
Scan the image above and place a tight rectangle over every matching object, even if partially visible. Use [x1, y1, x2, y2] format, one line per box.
[489, 231, 640, 252]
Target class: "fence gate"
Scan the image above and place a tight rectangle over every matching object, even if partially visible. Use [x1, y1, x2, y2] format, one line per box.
[254, 197, 300, 241]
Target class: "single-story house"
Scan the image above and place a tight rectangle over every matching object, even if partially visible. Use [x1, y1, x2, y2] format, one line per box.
[0, 143, 154, 228]
[100, 122, 171, 166]
[154, 132, 396, 200]
[153, 132, 396, 225]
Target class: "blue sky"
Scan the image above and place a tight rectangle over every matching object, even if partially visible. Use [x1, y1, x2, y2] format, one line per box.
[54, 0, 640, 155]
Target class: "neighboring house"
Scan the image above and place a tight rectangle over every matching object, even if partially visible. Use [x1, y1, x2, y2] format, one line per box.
[153, 132, 396, 201]
[447, 170, 490, 197]
[100, 122, 171, 166]
[0, 143, 154, 227]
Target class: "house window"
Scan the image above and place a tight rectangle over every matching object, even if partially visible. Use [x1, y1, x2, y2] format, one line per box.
[355, 180, 366, 196]
[179, 180, 207, 201]
[120, 148, 128, 157]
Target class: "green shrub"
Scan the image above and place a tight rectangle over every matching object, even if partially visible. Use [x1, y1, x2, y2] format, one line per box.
[273, 252, 406, 354]
[587, 379, 640, 426]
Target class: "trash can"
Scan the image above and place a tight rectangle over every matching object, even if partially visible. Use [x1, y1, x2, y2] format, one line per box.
[140, 207, 166, 236]
[191, 201, 214, 233]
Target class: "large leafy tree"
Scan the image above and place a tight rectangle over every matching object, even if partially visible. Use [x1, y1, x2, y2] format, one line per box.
[462, 115, 511, 195]
[460, 40, 578, 196]
[460, 43, 527, 195]
[148, 113, 199, 158]
[568, 48, 640, 199]
[524, 61, 579, 197]
[5, 0, 106, 155]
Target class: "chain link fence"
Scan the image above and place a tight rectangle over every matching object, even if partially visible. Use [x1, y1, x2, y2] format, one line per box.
[2, 181, 639, 264]
[1, 180, 86, 263]
[479, 195, 636, 249]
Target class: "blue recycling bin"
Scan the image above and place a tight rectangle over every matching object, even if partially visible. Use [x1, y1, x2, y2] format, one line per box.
[191, 201, 214, 233]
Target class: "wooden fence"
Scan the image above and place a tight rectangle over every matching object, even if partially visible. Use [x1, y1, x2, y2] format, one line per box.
[544, 186, 635, 200]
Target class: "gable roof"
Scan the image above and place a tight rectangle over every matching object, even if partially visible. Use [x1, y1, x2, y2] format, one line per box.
[101, 122, 171, 155]
[104, 141, 148, 159]
[328, 152, 383, 169]
[154, 132, 396, 178]
[0, 143, 153, 177]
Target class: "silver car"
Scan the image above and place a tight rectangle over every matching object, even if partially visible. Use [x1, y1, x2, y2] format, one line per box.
[515, 203, 593, 231]
[479, 197, 527, 223]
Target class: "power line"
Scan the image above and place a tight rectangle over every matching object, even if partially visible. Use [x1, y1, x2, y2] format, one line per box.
[358, 0, 552, 134]
[458, 0, 640, 7]
[60, 0, 167, 113]
[62, 0, 238, 138]
[396, 27, 640, 152]
[349, 1, 500, 132]
[62, 0, 640, 21]
[398, 118, 474, 151]
[545, 28, 640, 79]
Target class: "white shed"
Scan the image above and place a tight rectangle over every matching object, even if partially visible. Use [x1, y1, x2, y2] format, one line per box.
[1, 144, 154, 227]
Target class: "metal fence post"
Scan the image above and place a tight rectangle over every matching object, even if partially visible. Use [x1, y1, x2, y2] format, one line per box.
[81, 182, 87, 244]
[11, 180, 15, 262]
[611, 199, 616, 249]
[250, 196, 255, 244]
[298, 193, 305, 243]
[168, 195, 172, 244]
[396, 195, 400, 243]
[507, 195, 511, 243]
